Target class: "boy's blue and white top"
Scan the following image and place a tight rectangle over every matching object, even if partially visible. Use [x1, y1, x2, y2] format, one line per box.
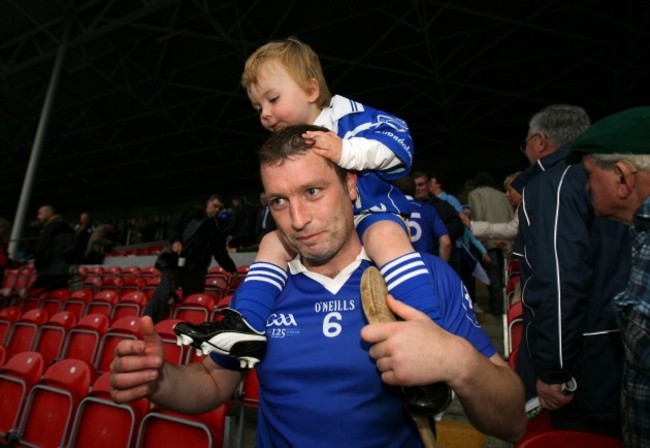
[314, 95, 413, 216]
[212, 250, 494, 447]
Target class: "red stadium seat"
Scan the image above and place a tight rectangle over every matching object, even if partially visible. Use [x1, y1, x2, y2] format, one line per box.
[140, 266, 161, 278]
[85, 290, 120, 318]
[31, 311, 78, 365]
[112, 291, 148, 320]
[155, 319, 187, 366]
[0, 345, 5, 367]
[60, 313, 110, 365]
[63, 288, 94, 317]
[16, 358, 95, 448]
[204, 277, 227, 299]
[507, 301, 523, 358]
[95, 316, 142, 374]
[0, 306, 23, 345]
[236, 368, 260, 448]
[41, 288, 72, 316]
[17, 290, 47, 312]
[173, 293, 216, 323]
[0, 351, 45, 440]
[68, 372, 149, 448]
[515, 429, 623, 448]
[136, 404, 230, 448]
[5, 308, 49, 358]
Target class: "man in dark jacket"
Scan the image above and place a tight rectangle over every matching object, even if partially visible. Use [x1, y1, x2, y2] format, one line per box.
[144, 194, 237, 323]
[514, 104, 631, 437]
[32, 205, 75, 291]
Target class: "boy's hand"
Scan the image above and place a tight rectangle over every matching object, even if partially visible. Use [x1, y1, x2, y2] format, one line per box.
[303, 130, 343, 164]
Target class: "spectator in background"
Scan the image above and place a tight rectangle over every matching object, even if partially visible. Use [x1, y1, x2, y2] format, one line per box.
[462, 172, 522, 245]
[85, 219, 117, 264]
[429, 171, 463, 212]
[514, 104, 630, 438]
[143, 194, 237, 323]
[228, 196, 258, 250]
[458, 205, 491, 304]
[412, 171, 464, 244]
[255, 191, 276, 243]
[31, 205, 75, 291]
[0, 217, 15, 286]
[394, 176, 451, 261]
[467, 171, 514, 316]
[412, 171, 466, 275]
[72, 212, 94, 264]
[567, 106, 650, 447]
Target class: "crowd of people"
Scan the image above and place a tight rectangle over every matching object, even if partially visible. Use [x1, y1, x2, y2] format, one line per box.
[2, 35, 648, 447]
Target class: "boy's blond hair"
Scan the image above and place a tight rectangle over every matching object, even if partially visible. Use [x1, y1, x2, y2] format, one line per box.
[241, 37, 332, 109]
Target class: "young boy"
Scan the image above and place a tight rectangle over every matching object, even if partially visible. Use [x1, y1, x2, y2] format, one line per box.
[175, 38, 440, 367]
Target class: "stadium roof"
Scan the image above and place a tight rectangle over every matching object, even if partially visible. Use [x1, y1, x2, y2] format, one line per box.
[1, 0, 649, 220]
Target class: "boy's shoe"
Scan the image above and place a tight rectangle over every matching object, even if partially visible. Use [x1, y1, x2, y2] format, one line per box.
[173, 309, 267, 368]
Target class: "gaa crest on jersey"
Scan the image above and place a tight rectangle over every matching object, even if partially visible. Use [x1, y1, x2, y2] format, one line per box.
[266, 313, 300, 339]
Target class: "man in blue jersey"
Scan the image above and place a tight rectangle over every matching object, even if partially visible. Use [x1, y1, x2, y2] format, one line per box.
[110, 125, 526, 446]
[394, 176, 451, 261]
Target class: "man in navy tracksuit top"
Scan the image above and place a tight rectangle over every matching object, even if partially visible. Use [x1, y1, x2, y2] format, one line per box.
[514, 104, 631, 437]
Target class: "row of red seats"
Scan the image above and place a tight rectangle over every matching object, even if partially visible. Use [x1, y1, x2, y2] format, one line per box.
[1, 292, 234, 363]
[0, 352, 231, 447]
[1, 264, 249, 301]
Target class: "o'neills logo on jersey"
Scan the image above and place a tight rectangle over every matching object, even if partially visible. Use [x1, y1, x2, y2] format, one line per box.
[314, 299, 356, 313]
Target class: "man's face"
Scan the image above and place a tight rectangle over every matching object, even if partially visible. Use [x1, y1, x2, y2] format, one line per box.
[521, 131, 544, 165]
[37, 207, 52, 224]
[247, 62, 321, 133]
[261, 150, 359, 272]
[413, 176, 430, 201]
[205, 199, 224, 218]
[582, 155, 626, 221]
[505, 185, 522, 209]
[80, 213, 90, 226]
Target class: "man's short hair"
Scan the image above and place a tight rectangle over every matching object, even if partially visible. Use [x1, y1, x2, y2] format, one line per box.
[529, 104, 591, 147]
[207, 194, 224, 204]
[258, 124, 348, 186]
[241, 37, 332, 109]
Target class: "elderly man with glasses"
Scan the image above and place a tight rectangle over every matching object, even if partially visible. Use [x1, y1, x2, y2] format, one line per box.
[513, 104, 631, 439]
[568, 106, 650, 448]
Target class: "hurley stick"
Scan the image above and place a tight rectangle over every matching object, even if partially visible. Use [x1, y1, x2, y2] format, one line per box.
[361, 266, 437, 448]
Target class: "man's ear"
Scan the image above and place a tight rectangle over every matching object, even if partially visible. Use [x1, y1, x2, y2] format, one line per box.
[614, 161, 637, 199]
[346, 171, 358, 201]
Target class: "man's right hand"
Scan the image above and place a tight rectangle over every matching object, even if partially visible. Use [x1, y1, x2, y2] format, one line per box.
[110, 316, 165, 404]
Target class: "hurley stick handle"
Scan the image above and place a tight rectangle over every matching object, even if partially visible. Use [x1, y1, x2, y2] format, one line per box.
[361, 266, 437, 448]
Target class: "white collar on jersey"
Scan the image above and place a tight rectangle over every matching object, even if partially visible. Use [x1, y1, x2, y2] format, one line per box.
[288, 247, 370, 294]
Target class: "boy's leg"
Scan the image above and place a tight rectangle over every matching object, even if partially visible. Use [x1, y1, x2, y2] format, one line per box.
[174, 231, 291, 367]
[360, 215, 441, 321]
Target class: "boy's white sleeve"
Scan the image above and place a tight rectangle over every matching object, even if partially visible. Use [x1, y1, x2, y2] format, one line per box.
[338, 137, 403, 171]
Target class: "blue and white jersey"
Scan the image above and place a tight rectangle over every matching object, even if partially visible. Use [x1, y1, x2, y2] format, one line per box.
[406, 196, 449, 255]
[212, 250, 494, 447]
[314, 95, 413, 216]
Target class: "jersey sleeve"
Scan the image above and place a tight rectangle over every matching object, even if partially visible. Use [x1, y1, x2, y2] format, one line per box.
[424, 255, 496, 358]
[338, 108, 414, 181]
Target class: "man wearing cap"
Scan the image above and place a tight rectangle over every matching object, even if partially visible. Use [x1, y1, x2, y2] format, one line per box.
[514, 104, 631, 437]
[568, 106, 650, 448]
